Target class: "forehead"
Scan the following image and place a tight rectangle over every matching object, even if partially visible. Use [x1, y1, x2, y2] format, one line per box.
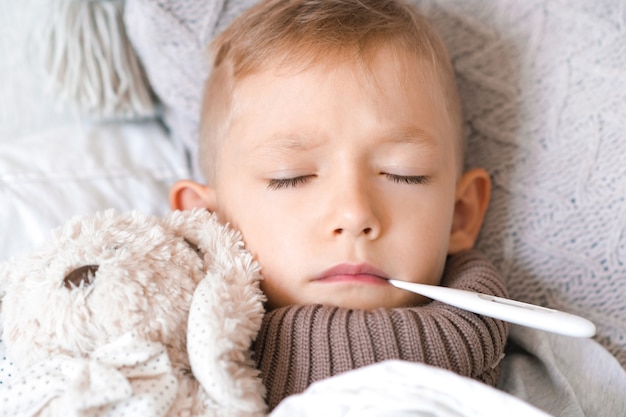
[227, 46, 456, 153]
[240, 41, 438, 93]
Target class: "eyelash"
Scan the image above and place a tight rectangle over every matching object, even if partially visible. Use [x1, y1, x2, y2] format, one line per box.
[266, 175, 315, 190]
[385, 174, 431, 185]
[266, 174, 430, 189]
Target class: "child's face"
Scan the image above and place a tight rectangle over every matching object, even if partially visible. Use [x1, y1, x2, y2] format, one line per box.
[180, 49, 483, 310]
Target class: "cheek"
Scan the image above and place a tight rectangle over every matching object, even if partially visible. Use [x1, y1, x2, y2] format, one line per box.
[399, 185, 455, 229]
[230, 205, 306, 309]
[218, 190, 302, 267]
[391, 184, 456, 259]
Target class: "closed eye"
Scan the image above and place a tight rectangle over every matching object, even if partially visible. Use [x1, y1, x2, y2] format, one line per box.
[384, 174, 430, 185]
[267, 175, 316, 190]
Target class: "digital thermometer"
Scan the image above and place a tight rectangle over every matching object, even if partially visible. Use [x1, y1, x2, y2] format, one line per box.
[388, 280, 596, 338]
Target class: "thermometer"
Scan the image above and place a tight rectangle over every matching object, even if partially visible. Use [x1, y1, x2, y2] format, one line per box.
[388, 280, 596, 338]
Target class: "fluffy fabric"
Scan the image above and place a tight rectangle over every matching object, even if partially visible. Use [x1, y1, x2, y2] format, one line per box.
[124, 0, 626, 369]
[0, 209, 266, 416]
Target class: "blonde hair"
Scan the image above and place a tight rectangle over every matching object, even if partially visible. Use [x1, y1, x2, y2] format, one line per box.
[200, 0, 462, 182]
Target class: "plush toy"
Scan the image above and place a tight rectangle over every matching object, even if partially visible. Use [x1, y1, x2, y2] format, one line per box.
[0, 209, 267, 417]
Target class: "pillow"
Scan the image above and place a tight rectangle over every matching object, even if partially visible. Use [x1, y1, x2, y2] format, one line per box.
[0, 121, 189, 261]
[0, 0, 188, 261]
[0, 0, 76, 141]
[125, 0, 254, 180]
[124, 0, 626, 369]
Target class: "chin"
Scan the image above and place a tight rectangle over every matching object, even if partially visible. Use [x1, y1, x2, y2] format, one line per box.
[318, 292, 429, 311]
[265, 287, 431, 310]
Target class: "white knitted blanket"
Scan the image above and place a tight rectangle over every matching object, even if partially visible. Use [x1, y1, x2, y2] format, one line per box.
[434, 0, 626, 368]
[125, 0, 626, 369]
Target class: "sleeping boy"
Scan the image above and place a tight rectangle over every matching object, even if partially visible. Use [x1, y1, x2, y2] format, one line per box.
[170, 0, 509, 410]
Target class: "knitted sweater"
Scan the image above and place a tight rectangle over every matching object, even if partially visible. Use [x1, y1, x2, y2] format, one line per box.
[253, 250, 509, 410]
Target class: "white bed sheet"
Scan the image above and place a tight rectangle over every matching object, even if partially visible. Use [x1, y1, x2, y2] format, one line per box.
[271, 360, 550, 417]
[0, 121, 189, 261]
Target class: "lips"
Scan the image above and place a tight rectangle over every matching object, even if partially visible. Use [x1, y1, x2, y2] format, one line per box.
[313, 263, 390, 285]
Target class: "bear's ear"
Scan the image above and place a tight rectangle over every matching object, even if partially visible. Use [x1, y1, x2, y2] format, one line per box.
[162, 209, 216, 258]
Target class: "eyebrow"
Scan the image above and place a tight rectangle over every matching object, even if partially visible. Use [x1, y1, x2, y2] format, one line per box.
[382, 127, 438, 147]
[250, 133, 323, 157]
[250, 127, 438, 157]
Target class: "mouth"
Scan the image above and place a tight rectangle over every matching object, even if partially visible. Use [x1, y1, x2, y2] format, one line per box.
[313, 263, 391, 285]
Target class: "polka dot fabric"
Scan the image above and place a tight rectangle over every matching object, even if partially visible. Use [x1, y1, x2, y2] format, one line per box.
[0, 333, 180, 417]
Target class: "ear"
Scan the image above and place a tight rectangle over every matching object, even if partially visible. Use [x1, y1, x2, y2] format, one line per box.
[448, 168, 491, 254]
[169, 180, 217, 212]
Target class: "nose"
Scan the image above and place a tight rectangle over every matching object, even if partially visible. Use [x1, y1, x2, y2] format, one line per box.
[329, 179, 382, 240]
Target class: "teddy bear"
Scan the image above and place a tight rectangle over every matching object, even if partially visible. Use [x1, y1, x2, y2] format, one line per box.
[0, 209, 267, 417]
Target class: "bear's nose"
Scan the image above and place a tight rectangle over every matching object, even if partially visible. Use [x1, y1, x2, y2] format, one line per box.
[64, 265, 99, 289]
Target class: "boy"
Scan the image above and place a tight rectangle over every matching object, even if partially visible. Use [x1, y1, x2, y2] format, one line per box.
[170, 0, 508, 410]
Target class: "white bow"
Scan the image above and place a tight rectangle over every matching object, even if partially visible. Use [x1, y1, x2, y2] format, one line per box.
[0, 332, 179, 417]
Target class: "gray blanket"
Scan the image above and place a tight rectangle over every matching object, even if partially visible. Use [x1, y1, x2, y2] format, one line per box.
[500, 325, 626, 416]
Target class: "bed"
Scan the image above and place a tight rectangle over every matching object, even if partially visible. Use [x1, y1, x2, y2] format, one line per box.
[1, 0, 625, 416]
